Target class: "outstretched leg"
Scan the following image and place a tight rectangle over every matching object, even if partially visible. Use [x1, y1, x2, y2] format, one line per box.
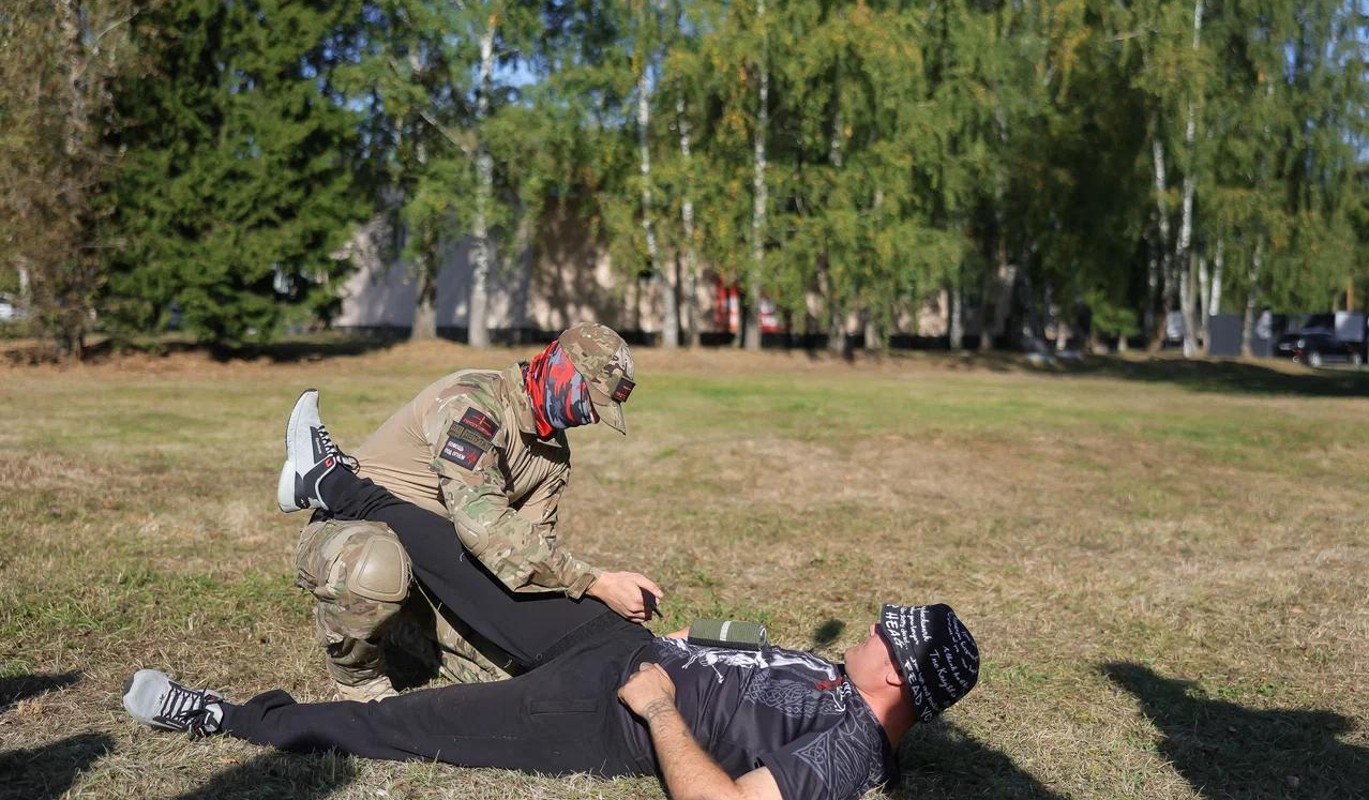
[200, 625, 651, 776]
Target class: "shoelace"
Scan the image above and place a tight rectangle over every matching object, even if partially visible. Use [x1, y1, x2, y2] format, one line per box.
[157, 682, 220, 736]
[316, 424, 359, 471]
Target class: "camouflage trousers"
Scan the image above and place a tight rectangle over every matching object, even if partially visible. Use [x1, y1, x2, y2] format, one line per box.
[294, 518, 515, 692]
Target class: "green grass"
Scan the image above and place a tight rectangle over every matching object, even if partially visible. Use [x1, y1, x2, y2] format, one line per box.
[1, 341, 1366, 799]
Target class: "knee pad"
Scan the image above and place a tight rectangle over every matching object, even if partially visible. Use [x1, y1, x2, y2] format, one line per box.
[296, 519, 412, 605]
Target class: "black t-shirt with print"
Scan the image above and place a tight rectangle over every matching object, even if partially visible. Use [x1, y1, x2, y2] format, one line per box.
[621, 638, 898, 800]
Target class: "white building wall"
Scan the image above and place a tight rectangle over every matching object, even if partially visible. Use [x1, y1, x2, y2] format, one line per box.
[333, 218, 522, 330]
[336, 211, 947, 341]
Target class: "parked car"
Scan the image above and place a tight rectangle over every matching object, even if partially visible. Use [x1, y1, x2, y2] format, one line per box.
[1290, 332, 1363, 368]
[1275, 326, 1335, 358]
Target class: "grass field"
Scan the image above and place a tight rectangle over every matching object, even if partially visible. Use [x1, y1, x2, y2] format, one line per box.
[1, 341, 1365, 799]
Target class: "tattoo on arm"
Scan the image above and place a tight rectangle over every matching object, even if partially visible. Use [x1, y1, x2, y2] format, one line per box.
[642, 698, 677, 722]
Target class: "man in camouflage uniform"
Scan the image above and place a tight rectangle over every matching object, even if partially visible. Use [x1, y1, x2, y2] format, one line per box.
[277, 323, 663, 700]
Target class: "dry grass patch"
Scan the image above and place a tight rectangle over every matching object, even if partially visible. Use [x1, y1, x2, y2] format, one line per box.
[2, 342, 1366, 799]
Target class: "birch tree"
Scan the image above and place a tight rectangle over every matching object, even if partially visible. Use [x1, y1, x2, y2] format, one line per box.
[744, 0, 770, 351]
[651, 0, 710, 345]
[0, 0, 135, 357]
[1172, 1, 1206, 357]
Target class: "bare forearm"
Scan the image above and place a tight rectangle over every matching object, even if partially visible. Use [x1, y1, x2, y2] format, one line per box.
[641, 699, 744, 800]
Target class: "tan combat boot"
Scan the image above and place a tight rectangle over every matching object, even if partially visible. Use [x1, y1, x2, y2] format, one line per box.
[332, 674, 397, 703]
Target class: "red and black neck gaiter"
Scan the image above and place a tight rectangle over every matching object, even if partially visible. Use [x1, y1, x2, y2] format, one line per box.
[523, 340, 598, 439]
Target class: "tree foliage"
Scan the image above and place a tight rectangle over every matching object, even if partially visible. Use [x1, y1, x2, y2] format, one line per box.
[0, 0, 135, 357]
[101, 0, 368, 346]
[1, 0, 1365, 354]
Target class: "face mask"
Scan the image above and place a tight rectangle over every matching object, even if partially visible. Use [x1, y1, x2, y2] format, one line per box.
[524, 341, 598, 438]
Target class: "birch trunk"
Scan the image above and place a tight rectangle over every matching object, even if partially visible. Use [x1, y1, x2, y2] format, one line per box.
[1209, 238, 1224, 317]
[1176, 0, 1204, 358]
[949, 279, 964, 350]
[829, 57, 843, 169]
[638, 57, 674, 348]
[1241, 237, 1264, 357]
[468, 24, 496, 348]
[744, 0, 767, 351]
[1055, 299, 1068, 351]
[980, 95, 1011, 353]
[1145, 244, 1158, 342]
[825, 58, 845, 355]
[676, 93, 700, 346]
[1180, 253, 1198, 357]
[1198, 252, 1210, 352]
[412, 254, 438, 340]
[408, 137, 439, 341]
[978, 208, 1008, 351]
[57, 0, 87, 160]
[1149, 136, 1174, 351]
[821, 261, 844, 354]
[859, 185, 889, 353]
[863, 311, 880, 353]
[55, 0, 89, 357]
[512, 204, 534, 342]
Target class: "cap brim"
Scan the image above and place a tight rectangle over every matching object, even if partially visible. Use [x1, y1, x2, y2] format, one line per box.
[874, 623, 904, 673]
[593, 398, 628, 435]
[878, 605, 920, 696]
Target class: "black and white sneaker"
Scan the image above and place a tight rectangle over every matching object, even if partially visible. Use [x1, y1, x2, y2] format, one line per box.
[122, 669, 225, 737]
[277, 389, 354, 513]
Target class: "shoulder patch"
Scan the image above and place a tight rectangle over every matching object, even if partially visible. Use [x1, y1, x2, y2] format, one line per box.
[460, 407, 500, 441]
[437, 406, 500, 470]
[439, 435, 486, 470]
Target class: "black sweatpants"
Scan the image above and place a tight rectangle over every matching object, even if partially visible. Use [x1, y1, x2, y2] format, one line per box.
[320, 468, 609, 669]
[219, 619, 656, 776]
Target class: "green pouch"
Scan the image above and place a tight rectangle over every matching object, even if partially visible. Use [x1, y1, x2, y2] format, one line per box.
[687, 619, 769, 651]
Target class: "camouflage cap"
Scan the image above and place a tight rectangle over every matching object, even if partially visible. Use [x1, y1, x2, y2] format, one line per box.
[557, 323, 635, 435]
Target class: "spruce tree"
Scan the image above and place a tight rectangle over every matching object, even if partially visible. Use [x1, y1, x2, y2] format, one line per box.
[103, 0, 367, 346]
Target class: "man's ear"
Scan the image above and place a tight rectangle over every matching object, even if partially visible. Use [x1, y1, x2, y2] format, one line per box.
[885, 664, 905, 690]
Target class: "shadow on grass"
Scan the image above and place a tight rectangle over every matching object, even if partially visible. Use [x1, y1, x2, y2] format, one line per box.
[0, 671, 81, 715]
[205, 335, 404, 364]
[0, 733, 113, 800]
[1045, 356, 1369, 398]
[869, 348, 1368, 398]
[893, 722, 1062, 799]
[1103, 661, 1368, 799]
[811, 619, 845, 649]
[2, 334, 406, 366]
[172, 752, 357, 800]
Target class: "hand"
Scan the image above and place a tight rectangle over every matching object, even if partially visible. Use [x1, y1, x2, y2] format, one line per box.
[586, 571, 664, 623]
[618, 662, 677, 719]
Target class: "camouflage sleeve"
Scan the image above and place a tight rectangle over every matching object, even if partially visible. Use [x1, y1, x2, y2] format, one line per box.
[425, 396, 602, 598]
[517, 463, 565, 546]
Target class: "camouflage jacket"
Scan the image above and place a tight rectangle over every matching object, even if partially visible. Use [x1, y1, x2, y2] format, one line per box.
[351, 364, 602, 598]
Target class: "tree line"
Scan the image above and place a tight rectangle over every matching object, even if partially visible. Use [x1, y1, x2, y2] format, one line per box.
[2, 0, 1366, 359]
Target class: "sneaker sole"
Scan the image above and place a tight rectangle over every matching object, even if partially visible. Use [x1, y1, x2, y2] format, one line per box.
[277, 388, 317, 513]
[123, 668, 165, 727]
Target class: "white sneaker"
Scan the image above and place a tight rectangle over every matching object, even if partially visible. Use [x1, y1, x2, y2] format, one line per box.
[277, 389, 352, 513]
[122, 669, 225, 737]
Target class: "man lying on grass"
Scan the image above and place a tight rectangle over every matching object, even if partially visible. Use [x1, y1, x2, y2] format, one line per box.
[124, 602, 979, 800]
